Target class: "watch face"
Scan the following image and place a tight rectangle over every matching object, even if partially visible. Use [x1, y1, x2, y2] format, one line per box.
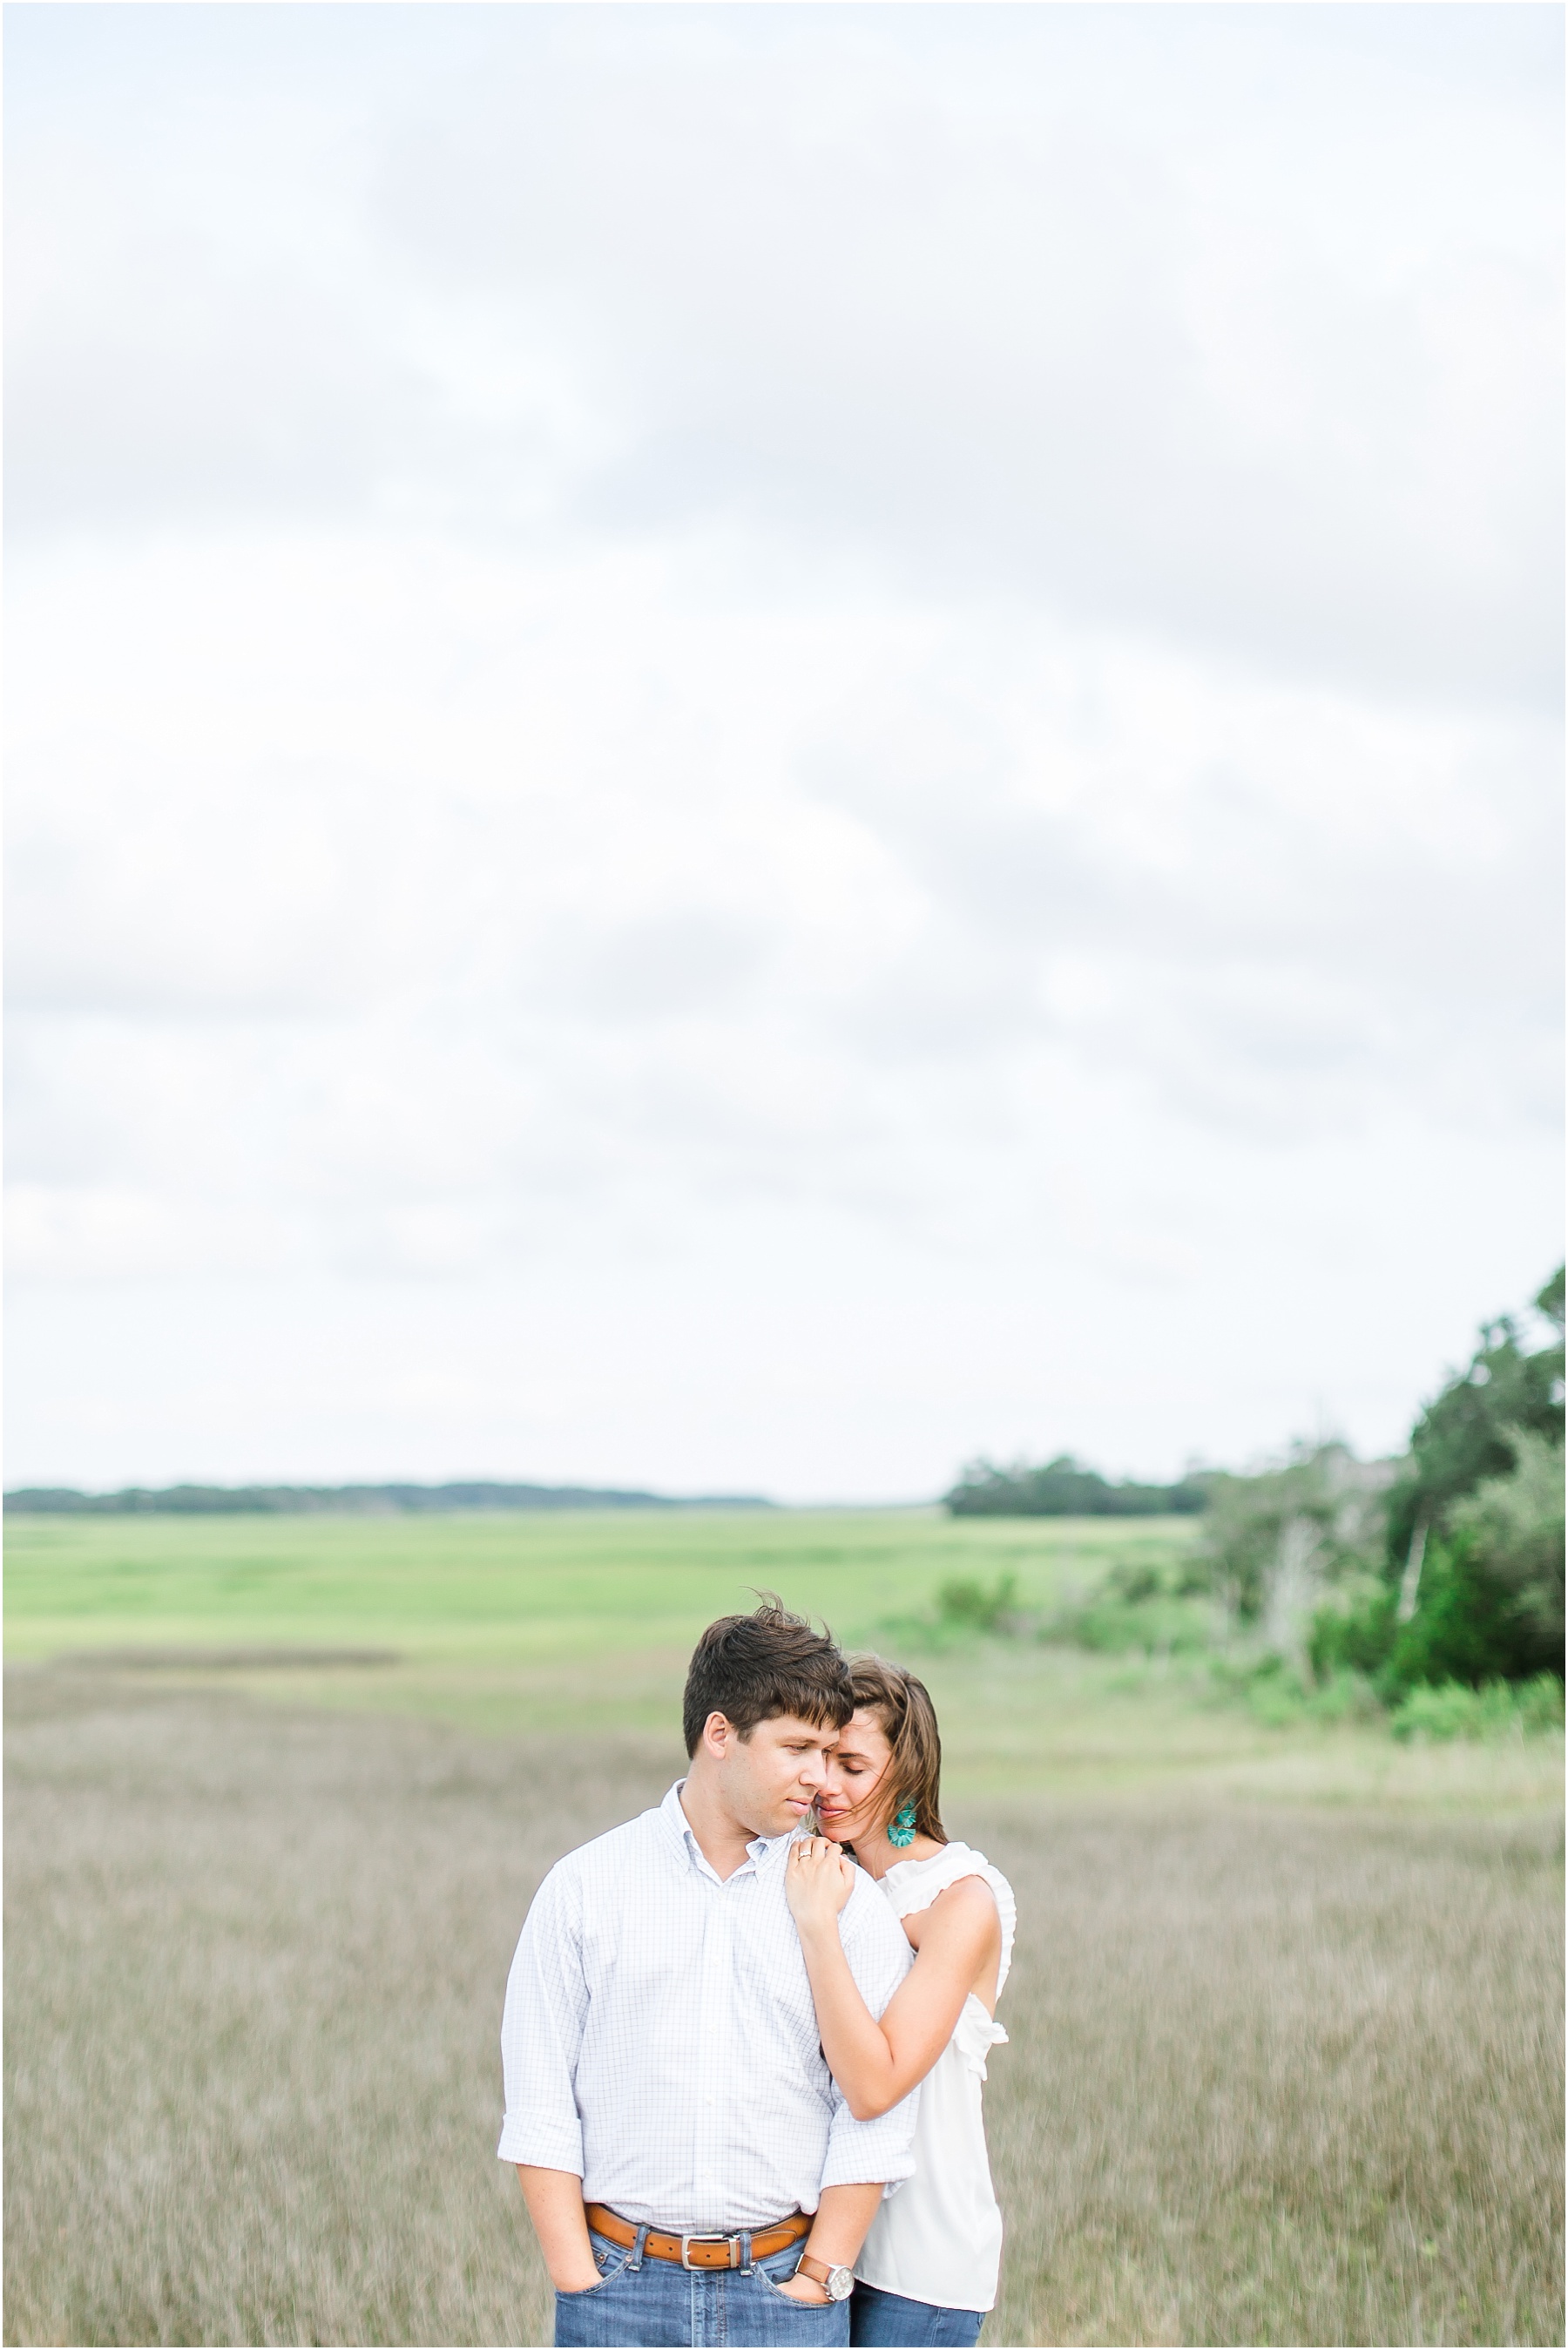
[826, 2268, 855, 2302]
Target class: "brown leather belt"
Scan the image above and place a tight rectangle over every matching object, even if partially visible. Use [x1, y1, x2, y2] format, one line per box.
[585, 2203, 811, 2271]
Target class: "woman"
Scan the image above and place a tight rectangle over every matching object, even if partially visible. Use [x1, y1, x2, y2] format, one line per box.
[785, 1657, 1016, 2348]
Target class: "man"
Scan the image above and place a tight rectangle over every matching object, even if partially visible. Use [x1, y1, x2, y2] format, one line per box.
[499, 1599, 919, 2347]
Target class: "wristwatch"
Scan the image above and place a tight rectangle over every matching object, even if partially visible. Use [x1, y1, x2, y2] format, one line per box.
[795, 2253, 855, 2302]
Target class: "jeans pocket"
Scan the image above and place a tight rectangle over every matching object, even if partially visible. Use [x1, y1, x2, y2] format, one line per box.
[753, 2255, 831, 2308]
[556, 2234, 632, 2298]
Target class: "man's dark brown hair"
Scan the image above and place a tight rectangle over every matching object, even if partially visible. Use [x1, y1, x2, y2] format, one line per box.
[682, 1595, 854, 1756]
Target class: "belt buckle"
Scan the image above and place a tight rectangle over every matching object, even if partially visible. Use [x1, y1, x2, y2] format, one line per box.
[680, 2232, 740, 2271]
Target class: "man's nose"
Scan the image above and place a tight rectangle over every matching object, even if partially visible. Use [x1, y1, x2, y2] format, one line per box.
[801, 1750, 828, 1789]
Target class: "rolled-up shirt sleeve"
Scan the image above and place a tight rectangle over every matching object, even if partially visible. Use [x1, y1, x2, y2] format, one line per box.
[819, 1881, 920, 2192]
[497, 1860, 590, 2172]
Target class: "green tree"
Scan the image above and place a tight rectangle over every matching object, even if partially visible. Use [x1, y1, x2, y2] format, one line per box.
[1384, 1267, 1565, 1573]
[1314, 1268, 1565, 1695]
[1199, 1443, 1389, 1669]
[944, 1453, 1206, 1517]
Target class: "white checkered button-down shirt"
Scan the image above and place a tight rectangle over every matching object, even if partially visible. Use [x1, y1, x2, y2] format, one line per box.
[498, 1781, 919, 2230]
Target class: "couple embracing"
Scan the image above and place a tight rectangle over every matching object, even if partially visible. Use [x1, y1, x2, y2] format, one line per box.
[498, 1599, 1016, 2349]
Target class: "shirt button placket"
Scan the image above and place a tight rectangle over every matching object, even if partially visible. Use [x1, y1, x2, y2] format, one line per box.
[693, 1891, 729, 2224]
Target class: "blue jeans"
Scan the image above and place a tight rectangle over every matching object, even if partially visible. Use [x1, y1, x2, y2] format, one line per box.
[848, 2283, 984, 2347]
[554, 2225, 851, 2347]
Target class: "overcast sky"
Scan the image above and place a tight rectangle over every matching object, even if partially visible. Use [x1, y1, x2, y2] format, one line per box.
[7, 3, 1563, 1500]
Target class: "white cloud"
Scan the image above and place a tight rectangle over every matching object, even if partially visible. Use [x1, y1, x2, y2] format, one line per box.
[4, 6, 1561, 1494]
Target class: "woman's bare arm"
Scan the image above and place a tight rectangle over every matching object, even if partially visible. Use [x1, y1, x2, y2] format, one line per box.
[786, 1845, 1001, 2121]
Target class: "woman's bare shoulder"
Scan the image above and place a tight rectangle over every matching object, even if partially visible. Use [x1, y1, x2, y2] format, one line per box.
[905, 1872, 1002, 1952]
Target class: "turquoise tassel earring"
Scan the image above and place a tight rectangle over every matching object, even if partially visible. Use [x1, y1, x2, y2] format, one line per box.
[888, 1803, 917, 1849]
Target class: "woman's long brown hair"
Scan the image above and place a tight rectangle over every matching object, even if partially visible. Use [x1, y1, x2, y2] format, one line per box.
[847, 1655, 947, 1845]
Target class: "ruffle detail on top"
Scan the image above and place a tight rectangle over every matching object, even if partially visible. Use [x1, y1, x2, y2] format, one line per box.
[881, 1840, 1017, 1994]
[951, 1994, 1010, 2079]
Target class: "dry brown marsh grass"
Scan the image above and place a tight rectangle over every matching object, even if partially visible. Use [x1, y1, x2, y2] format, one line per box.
[990, 1802, 1563, 2347]
[4, 1669, 1561, 2347]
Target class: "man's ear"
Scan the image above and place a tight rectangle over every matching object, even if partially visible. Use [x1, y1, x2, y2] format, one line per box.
[700, 1710, 735, 1761]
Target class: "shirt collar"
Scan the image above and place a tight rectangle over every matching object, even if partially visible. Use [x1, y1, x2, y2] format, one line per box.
[659, 1779, 785, 1881]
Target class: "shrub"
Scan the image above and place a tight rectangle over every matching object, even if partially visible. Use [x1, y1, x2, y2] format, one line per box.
[1304, 1669, 1384, 1724]
[1036, 1551, 1217, 1657]
[1450, 1430, 1565, 1665]
[1313, 1472, 1564, 1701]
[1049, 1593, 1213, 1657]
[1107, 1560, 1161, 1606]
[1309, 1587, 1398, 1683]
[1382, 1529, 1561, 1693]
[936, 1572, 1020, 1632]
[1205, 1651, 1371, 1727]
[1389, 1675, 1565, 1743]
[1515, 1672, 1568, 1733]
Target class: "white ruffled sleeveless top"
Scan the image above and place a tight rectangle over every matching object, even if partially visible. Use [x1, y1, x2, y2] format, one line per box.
[853, 1841, 1016, 2314]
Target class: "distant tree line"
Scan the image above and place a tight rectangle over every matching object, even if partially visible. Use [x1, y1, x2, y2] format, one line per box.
[945, 1454, 1209, 1517]
[2, 1480, 772, 1516]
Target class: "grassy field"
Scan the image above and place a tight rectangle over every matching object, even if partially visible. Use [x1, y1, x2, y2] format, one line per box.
[5, 1510, 1564, 2346]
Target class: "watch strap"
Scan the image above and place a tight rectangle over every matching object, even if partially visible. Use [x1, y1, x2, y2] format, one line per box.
[795, 2253, 853, 2299]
